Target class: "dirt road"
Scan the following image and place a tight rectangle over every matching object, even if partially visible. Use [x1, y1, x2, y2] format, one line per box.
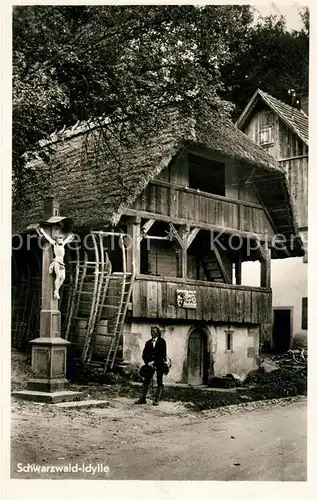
[11, 395, 306, 481]
[109, 398, 306, 481]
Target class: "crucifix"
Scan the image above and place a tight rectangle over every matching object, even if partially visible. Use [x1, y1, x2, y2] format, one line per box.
[36, 226, 74, 299]
[14, 196, 82, 402]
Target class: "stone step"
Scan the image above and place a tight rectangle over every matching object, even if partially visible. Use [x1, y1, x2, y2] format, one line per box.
[52, 399, 111, 409]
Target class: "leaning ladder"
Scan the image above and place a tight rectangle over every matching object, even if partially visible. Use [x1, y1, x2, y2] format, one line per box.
[102, 233, 135, 372]
[65, 250, 89, 342]
[64, 231, 135, 369]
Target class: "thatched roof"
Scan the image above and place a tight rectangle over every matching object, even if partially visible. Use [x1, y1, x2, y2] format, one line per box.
[12, 108, 303, 257]
[236, 89, 309, 145]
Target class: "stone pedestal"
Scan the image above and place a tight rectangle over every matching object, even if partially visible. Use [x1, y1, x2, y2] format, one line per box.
[27, 337, 70, 392]
[13, 337, 82, 403]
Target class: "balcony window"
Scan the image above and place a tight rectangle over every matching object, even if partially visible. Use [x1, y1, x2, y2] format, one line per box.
[188, 153, 225, 196]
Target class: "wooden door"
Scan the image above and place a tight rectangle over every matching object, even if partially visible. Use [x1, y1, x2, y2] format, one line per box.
[187, 329, 206, 385]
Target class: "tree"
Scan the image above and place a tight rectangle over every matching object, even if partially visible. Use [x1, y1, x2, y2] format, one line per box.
[13, 5, 253, 191]
[220, 8, 309, 119]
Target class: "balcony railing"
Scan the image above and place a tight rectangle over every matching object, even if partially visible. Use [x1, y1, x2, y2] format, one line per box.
[132, 180, 274, 237]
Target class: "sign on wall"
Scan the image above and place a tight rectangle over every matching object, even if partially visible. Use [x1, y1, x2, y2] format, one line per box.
[176, 290, 197, 309]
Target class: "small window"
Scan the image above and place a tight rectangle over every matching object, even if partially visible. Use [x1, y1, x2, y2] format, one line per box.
[260, 126, 273, 145]
[225, 331, 233, 351]
[260, 111, 274, 127]
[302, 297, 307, 330]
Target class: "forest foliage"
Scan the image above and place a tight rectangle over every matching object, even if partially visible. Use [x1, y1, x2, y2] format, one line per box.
[13, 5, 309, 186]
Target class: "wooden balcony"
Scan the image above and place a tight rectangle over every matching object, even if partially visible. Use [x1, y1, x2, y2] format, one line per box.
[132, 276, 272, 325]
[131, 180, 274, 237]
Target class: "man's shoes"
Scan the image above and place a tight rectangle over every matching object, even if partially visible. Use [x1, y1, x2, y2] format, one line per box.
[134, 398, 147, 404]
[152, 387, 163, 406]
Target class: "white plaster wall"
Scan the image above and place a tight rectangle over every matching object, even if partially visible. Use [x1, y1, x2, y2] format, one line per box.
[211, 324, 259, 378]
[123, 321, 259, 383]
[242, 257, 307, 345]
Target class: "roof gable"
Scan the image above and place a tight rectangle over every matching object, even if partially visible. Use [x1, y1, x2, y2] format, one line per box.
[236, 89, 308, 145]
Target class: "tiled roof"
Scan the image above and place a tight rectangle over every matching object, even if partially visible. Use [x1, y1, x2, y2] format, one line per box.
[236, 89, 309, 145]
[258, 90, 308, 144]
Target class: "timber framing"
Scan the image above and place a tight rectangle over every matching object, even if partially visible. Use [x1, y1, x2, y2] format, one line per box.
[138, 219, 155, 241]
[125, 208, 273, 244]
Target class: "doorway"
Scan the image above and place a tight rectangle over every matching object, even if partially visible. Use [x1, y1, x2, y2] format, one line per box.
[187, 328, 208, 385]
[272, 308, 292, 353]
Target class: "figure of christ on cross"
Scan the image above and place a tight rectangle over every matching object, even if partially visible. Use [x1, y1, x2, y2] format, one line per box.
[36, 227, 74, 299]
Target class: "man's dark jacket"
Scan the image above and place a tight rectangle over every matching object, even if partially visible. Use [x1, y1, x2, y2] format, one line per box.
[142, 337, 167, 367]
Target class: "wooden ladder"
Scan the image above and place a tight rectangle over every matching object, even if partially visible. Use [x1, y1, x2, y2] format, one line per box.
[102, 268, 135, 372]
[65, 231, 135, 370]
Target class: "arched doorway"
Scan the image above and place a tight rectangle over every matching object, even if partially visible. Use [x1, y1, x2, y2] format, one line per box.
[187, 328, 208, 385]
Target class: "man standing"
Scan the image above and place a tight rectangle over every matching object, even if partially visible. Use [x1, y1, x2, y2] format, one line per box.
[135, 326, 167, 406]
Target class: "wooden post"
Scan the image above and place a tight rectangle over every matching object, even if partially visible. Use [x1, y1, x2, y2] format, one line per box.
[179, 225, 189, 279]
[260, 241, 271, 288]
[235, 255, 242, 285]
[181, 246, 187, 280]
[126, 216, 141, 274]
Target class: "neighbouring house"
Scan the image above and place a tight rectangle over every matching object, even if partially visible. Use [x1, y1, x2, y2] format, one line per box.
[12, 108, 304, 384]
[236, 89, 308, 351]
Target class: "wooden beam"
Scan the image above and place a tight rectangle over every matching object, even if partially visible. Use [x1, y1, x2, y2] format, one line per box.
[126, 218, 141, 274]
[143, 235, 170, 241]
[260, 241, 271, 288]
[125, 209, 270, 242]
[213, 244, 230, 284]
[167, 224, 188, 279]
[138, 219, 155, 241]
[179, 225, 189, 279]
[186, 228, 200, 249]
[168, 223, 184, 248]
[235, 255, 242, 285]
